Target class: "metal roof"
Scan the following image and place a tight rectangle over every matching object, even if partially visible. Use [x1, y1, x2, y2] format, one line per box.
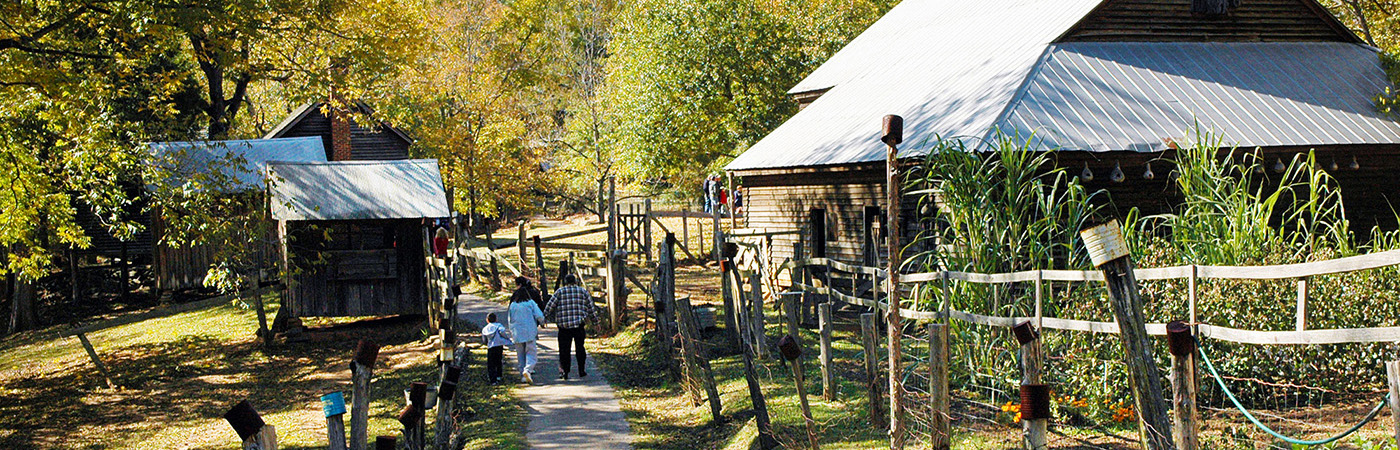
[730, 0, 1103, 171]
[268, 159, 450, 221]
[727, 0, 1400, 172]
[147, 136, 327, 189]
[999, 42, 1400, 152]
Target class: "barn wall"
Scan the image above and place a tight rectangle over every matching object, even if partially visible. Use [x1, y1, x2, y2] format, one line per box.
[1058, 0, 1355, 43]
[285, 219, 426, 317]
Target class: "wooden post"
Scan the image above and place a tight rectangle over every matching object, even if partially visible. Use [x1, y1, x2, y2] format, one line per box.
[435, 365, 461, 450]
[660, 234, 679, 381]
[739, 296, 780, 450]
[1295, 278, 1308, 331]
[608, 176, 617, 254]
[784, 294, 820, 449]
[518, 221, 528, 269]
[861, 312, 885, 429]
[676, 295, 723, 421]
[713, 206, 722, 266]
[882, 114, 906, 449]
[534, 236, 548, 293]
[243, 425, 278, 450]
[1387, 360, 1400, 447]
[750, 273, 766, 360]
[819, 303, 835, 401]
[1016, 322, 1048, 450]
[929, 323, 950, 450]
[350, 341, 379, 450]
[321, 392, 348, 450]
[226, 401, 277, 450]
[727, 173, 737, 228]
[682, 209, 690, 258]
[485, 224, 502, 291]
[644, 199, 653, 263]
[75, 333, 116, 389]
[1167, 322, 1199, 450]
[721, 259, 741, 350]
[1081, 221, 1176, 450]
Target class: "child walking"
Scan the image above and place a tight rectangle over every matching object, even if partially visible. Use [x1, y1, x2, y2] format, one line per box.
[481, 312, 512, 384]
[508, 276, 546, 385]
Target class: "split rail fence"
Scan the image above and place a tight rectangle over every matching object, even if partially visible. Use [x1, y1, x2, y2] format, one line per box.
[708, 243, 1400, 449]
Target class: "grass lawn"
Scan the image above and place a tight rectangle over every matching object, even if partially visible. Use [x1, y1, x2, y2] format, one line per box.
[0, 293, 525, 450]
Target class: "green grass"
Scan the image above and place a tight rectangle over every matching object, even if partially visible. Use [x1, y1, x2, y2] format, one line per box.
[592, 313, 888, 450]
[0, 293, 525, 449]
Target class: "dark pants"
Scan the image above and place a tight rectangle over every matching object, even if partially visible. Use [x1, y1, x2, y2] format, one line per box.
[558, 326, 587, 375]
[487, 345, 504, 382]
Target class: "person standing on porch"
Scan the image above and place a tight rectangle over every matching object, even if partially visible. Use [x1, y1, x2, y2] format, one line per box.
[545, 274, 597, 380]
[508, 276, 546, 385]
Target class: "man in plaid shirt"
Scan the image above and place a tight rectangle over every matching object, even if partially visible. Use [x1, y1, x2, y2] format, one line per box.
[545, 274, 597, 379]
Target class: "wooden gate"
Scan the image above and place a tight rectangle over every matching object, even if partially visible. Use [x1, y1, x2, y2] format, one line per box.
[616, 201, 652, 261]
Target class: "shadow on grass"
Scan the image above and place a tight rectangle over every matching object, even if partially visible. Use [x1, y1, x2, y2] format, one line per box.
[0, 315, 429, 449]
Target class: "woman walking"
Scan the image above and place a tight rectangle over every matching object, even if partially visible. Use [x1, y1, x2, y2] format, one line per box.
[508, 276, 546, 384]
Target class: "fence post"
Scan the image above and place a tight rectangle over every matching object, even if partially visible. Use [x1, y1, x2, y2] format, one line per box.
[518, 221, 527, 269]
[533, 236, 547, 293]
[645, 199, 654, 262]
[784, 294, 820, 449]
[721, 255, 741, 350]
[1167, 322, 1199, 450]
[861, 312, 885, 429]
[929, 323, 950, 450]
[739, 297, 779, 450]
[661, 234, 680, 382]
[819, 303, 835, 401]
[676, 295, 723, 422]
[881, 114, 906, 449]
[322, 392, 348, 450]
[1388, 360, 1400, 447]
[485, 224, 502, 291]
[1082, 221, 1175, 450]
[350, 340, 379, 450]
[751, 273, 767, 360]
[1296, 278, 1308, 331]
[1014, 321, 1048, 450]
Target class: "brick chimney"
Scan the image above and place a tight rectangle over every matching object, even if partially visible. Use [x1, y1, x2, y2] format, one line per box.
[328, 91, 353, 161]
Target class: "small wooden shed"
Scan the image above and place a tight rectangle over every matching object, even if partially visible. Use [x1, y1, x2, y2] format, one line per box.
[269, 159, 450, 317]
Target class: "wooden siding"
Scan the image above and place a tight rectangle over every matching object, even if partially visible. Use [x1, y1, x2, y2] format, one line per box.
[1057, 0, 1357, 43]
[284, 219, 426, 317]
[276, 106, 412, 161]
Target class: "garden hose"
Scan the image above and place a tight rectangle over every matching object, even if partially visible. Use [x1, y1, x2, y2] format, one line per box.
[1197, 342, 1388, 446]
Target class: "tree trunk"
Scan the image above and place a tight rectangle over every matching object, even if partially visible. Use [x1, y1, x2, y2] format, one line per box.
[596, 177, 607, 224]
[9, 276, 36, 334]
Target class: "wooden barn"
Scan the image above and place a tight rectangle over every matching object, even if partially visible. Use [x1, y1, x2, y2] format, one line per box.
[726, 0, 1400, 269]
[269, 159, 450, 317]
[264, 101, 413, 161]
[136, 137, 327, 292]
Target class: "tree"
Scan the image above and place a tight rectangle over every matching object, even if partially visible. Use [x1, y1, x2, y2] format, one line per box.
[554, 0, 620, 223]
[1320, 0, 1400, 114]
[600, 0, 895, 191]
[381, 0, 565, 226]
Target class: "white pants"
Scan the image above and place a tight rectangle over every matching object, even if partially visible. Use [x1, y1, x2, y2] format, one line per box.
[515, 341, 538, 374]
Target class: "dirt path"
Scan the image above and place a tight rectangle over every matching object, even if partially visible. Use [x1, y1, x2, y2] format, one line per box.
[457, 294, 633, 450]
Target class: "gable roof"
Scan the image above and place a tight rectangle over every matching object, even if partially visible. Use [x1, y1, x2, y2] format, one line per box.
[728, 0, 1399, 172]
[264, 102, 414, 145]
[147, 136, 328, 189]
[268, 159, 450, 221]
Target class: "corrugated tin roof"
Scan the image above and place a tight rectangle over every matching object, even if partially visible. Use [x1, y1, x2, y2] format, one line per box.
[998, 42, 1400, 152]
[269, 159, 450, 221]
[147, 136, 327, 189]
[729, 0, 1103, 171]
[727, 0, 1400, 172]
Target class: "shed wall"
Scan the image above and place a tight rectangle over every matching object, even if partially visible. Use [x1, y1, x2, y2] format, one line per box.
[284, 219, 426, 317]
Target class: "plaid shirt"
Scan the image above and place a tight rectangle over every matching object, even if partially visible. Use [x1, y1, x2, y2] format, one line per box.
[546, 285, 596, 329]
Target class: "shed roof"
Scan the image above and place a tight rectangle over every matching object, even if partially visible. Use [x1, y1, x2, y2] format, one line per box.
[147, 136, 327, 189]
[727, 0, 1400, 172]
[268, 159, 450, 221]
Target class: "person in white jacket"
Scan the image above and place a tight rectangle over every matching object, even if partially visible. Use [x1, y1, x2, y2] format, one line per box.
[508, 276, 547, 384]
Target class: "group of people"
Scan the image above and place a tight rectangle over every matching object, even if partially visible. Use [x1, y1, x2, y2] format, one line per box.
[481, 275, 598, 385]
[701, 174, 743, 216]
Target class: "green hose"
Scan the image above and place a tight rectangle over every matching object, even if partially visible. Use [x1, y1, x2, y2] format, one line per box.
[1197, 343, 1389, 446]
